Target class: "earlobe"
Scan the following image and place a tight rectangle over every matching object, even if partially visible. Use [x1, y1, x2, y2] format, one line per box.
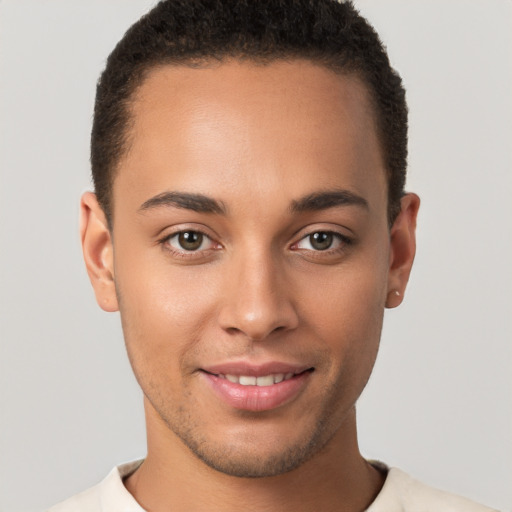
[80, 192, 119, 313]
[386, 193, 420, 309]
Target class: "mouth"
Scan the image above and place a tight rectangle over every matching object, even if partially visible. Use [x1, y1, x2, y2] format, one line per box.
[199, 365, 314, 412]
[203, 369, 313, 387]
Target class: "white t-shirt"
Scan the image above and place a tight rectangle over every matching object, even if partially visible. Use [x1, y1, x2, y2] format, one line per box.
[47, 460, 499, 512]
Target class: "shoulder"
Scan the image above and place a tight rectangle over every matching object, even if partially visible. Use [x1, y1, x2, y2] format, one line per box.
[47, 482, 102, 512]
[47, 460, 144, 512]
[367, 466, 499, 512]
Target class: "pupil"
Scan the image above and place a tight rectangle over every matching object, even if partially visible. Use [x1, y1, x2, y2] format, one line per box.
[310, 232, 332, 250]
[178, 231, 203, 250]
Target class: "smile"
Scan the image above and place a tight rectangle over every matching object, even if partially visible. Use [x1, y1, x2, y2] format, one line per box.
[201, 366, 314, 412]
[217, 372, 297, 386]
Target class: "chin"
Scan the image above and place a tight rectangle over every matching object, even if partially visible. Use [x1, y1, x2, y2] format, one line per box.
[172, 415, 336, 478]
[185, 438, 323, 478]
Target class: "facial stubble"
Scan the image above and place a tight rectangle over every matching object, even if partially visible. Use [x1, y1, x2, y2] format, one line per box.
[144, 377, 350, 479]
[115, 270, 382, 480]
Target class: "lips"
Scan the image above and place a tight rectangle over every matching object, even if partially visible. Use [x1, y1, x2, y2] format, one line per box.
[200, 363, 313, 412]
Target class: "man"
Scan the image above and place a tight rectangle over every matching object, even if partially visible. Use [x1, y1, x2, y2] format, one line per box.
[49, 1, 497, 510]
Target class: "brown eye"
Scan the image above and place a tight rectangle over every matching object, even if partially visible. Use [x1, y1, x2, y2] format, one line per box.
[166, 230, 213, 252]
[309, 232, 334, 250]
[177, 231, 203, 251]
[294, 231, 348, 253]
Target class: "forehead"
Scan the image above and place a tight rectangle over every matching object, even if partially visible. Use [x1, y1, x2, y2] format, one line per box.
[115, 59, 386, 217]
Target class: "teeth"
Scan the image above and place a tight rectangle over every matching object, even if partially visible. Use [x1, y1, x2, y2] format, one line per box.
[223, 373, 294, 386]
[239, 376, 256, 386]
[256, 375, 274, 386]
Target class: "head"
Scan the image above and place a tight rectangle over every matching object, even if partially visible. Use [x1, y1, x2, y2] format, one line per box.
[82, 0, 419, 479]
[91, 0, 408, 230]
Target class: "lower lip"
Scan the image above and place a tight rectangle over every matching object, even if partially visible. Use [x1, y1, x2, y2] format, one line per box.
[201, 371, 312, 412]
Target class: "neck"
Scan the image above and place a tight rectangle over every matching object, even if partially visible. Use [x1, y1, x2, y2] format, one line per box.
[124, 400, 384, 512]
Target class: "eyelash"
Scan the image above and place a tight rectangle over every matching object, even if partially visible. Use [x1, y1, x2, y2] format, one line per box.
[290, 231, 353, 260]
[158, 229, 220, 260]
[158, 229, 353, 260]
[294, 231, 351, 247]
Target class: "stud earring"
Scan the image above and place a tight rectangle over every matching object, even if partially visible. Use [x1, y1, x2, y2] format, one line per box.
[386, 289, 401, 308]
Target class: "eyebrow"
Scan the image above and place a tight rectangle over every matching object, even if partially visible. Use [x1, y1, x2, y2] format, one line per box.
[139, 191, 226, 215]
[290, 189, 369, 213]
[138, 188, 368, 216]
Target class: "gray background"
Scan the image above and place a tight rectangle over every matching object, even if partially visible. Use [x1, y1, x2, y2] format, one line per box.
[0, 1, 510, 510]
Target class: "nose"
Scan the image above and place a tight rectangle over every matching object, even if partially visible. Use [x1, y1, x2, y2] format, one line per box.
[218, 249, 299, 341]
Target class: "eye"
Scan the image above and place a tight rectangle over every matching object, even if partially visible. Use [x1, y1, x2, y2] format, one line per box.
[295, 231, 345, 251]
[166, 230, 215, 252]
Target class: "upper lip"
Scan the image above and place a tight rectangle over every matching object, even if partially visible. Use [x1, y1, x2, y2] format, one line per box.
[201, 361, 313, 377]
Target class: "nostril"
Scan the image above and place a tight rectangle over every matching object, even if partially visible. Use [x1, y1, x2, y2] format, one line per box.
[225, 326, 243, 336]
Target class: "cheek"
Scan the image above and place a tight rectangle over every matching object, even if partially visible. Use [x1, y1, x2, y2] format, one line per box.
[114, 251, 221, 374]
[300, 254, 388, 337]
[297, 246, 389, 379]
[304, 282, 384, 425]
[312, 284, 384, 374]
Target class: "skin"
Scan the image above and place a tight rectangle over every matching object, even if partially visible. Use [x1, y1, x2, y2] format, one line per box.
[81, 59, 419, 512]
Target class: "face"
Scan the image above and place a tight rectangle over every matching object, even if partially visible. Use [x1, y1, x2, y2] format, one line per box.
[82, 59, 418, 478]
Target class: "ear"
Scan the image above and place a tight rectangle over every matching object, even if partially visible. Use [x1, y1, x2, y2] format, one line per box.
[386, 193, 420, 308]
[80, 192, 119, 312]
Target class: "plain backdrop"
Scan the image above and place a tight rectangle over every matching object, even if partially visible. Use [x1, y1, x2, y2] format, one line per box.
[0, 1, 510, 511]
